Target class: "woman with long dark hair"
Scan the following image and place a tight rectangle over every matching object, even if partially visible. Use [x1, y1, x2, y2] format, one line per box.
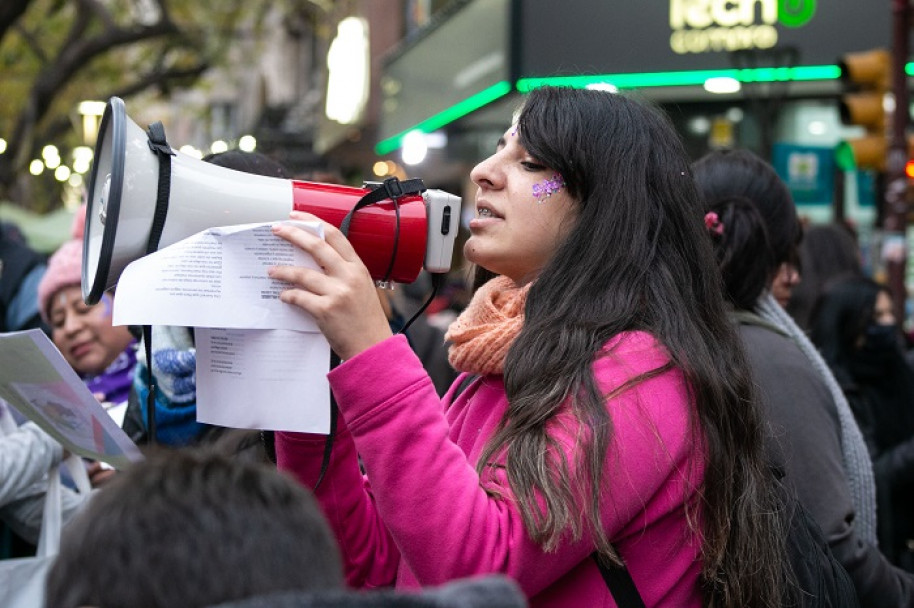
[812, 277, 914, 572]
[693, 149, 914, 605]
[269, 87, 786, 606]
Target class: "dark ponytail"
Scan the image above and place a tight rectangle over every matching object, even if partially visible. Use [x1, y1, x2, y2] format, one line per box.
[705, 197, 775, 310]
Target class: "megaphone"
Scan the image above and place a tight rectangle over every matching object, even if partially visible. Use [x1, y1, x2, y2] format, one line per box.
[82, 97, 461, 305]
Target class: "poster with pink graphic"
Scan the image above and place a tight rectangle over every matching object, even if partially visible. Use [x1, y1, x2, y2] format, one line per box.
[0, 329, 142, 469]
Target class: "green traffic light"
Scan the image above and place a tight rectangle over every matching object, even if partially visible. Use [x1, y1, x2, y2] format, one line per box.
[834, 141, 857, 170]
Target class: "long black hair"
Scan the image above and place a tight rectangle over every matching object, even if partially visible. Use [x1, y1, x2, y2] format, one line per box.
[473, 87, 785, 607]
[788, 223, 862, 330]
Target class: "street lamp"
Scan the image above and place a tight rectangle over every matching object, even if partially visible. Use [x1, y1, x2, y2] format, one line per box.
[77, 100, 107, 145]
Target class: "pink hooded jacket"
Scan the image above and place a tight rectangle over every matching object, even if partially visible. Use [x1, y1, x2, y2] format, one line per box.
[276, 332, 704, 607]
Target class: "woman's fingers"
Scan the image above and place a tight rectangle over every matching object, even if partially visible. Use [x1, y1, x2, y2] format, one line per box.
[271, 221, 344, 275]
[287, 211, 362, 264]
[268, 215, 392, 359]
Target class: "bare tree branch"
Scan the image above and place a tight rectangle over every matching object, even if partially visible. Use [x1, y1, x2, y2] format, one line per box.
[0, 0, 31, 44]
[11, 21, 48, 64]
[113, 61, 210, 100]
[0, 2, 201, 195]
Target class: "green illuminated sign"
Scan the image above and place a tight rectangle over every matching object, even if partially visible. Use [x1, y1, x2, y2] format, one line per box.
[669, 0, 817, 54]
[376, 62, 914, 154]
[517, 65, 839, 92]
[376, 65, 855, 153]
[375, 81, 512, 156]
[779, 0, 817, 28]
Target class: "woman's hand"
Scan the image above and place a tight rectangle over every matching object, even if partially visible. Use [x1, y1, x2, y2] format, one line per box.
[269, 211, 393, 360]
[86, 460, 116, 487]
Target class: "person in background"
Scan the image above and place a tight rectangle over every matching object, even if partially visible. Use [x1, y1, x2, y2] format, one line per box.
[1, 211, 97, 558]
[269, 86, 788, 606]
[788, 222, 863, 330]
[811, 277, 914, 572]
[770, 259, 801, 309]
[0, 400, 85, 551]
[37, 207, 136, 424]
[0, 220, 47, 334]
[693, 148, 914, 605]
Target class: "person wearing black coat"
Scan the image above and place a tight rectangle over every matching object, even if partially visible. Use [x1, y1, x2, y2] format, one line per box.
[811, 276, 914, 572]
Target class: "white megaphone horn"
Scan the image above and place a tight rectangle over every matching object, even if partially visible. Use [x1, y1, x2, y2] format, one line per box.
[82, 97, 461, 305]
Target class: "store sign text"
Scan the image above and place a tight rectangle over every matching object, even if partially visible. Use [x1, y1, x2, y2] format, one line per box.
[669, 0, 816, 55]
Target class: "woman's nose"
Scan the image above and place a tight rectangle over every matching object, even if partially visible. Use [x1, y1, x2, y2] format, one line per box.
[787, 266, 801, 285]
[470, 155, 500, 189]
[62, 311, 83, 334]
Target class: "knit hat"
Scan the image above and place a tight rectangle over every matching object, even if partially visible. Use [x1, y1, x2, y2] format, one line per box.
[37, 238, 83, 323]
[37, 204, 88, 323]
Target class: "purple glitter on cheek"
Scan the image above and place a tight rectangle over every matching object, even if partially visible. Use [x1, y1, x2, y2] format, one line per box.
[532, 173, 565, 203]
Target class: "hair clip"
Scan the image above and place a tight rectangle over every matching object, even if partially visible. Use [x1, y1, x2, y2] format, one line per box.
[533, 173, 565, 203]
[704, 211, 724, 236]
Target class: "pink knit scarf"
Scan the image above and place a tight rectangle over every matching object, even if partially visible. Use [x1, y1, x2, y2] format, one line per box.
[445, 276, 531, 375]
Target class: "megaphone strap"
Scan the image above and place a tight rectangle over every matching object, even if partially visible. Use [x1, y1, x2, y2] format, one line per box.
[339, 176, 425, 235]
[339, 177, 425, 286]
[141, 121, 176, 445]
[145, 121, 175, 257]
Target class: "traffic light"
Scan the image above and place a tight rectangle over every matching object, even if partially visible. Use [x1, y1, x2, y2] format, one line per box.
[834, 48, 891, 171]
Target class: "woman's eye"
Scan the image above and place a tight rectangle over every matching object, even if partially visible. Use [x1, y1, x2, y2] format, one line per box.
[521, 161, 546, 171]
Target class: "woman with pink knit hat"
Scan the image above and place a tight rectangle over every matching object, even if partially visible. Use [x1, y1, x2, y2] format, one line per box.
[37, 206, 136, 412]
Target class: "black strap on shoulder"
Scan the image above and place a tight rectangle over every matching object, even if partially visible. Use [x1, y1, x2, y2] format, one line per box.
[454, 373, 479, 398]
[593, 553, 646, 608]
[144, 121, 175, 256]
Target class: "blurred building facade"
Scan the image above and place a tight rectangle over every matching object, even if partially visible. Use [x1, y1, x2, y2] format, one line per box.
[129, 0, 902, 276]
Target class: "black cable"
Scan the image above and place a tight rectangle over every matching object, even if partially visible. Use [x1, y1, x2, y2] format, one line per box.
[396, 272, 444, 335]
